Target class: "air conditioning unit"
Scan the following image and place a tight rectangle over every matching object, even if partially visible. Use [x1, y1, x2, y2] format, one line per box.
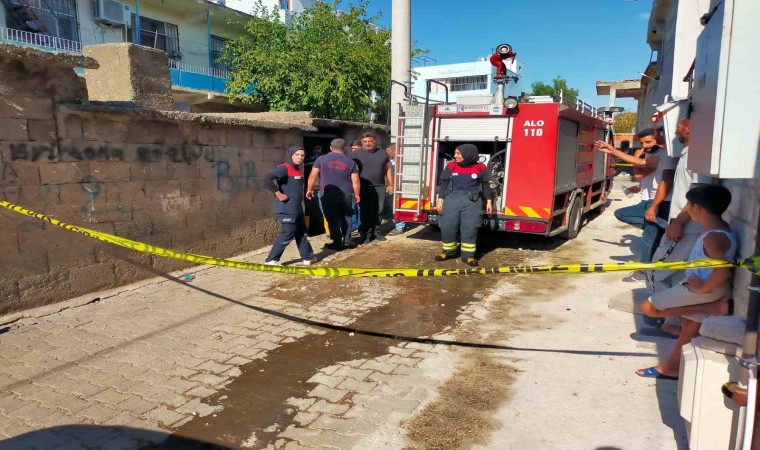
[93, 0, 131, 27]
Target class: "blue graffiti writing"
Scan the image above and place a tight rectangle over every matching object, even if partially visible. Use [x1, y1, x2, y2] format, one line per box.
[212, 161, 256, 194]
[79, 175, 124, 217]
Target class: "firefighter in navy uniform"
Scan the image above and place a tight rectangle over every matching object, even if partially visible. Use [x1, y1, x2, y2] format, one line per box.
[264, 146, 315, 266]
[434, 144, 494, 267]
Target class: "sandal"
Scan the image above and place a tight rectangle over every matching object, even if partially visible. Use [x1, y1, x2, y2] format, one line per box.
[635, 366, 678, 380]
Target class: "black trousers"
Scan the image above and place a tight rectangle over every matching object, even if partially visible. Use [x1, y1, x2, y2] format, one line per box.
[359, 181, 386, 236]
[320, 188, 354, 245]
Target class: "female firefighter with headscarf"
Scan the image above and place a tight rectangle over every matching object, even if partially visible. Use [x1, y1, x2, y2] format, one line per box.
[434, 144, 494, 267]
[264, 145, 315, 266]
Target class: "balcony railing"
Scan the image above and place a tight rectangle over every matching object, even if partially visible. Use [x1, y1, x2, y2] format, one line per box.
[168, 59, 229, 80]
[0, 27, 82, 53]
[168, 59, 230, 94]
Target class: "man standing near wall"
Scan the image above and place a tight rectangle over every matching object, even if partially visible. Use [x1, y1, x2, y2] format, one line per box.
[352, 131, 394, 244]
[596, 128, 675, 265]
[306, 139, 361, 251]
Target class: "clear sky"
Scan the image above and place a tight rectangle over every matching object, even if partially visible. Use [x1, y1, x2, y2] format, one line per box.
[360, 0, 652, 111]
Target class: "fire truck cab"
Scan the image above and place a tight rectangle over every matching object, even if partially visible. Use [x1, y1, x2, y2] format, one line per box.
[393, 79, 614, 239]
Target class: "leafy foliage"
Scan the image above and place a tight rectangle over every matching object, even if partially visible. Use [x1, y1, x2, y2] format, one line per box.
[225, 0, 391, 121]
[613, 111, 637, 134]
[530, 76, 580, 100]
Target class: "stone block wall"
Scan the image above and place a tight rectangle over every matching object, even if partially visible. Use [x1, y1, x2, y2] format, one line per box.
[0, 47, 311, 314]
[1, 105, 304, 313]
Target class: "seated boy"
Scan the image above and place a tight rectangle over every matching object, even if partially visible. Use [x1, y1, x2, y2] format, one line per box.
[636, 185, 736, 380]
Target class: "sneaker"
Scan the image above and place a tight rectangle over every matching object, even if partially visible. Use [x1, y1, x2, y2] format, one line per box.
[462, 258, 479, 267]
[387, 229, 403, 237]
[324, 242, 343, 251]
[622, 271, 646, 282]
[343, 241, 358, 249]
[264, 260, 281, 266]
[302, 260, 312, 266]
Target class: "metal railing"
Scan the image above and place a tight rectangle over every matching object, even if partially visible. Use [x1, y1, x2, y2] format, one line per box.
[168, 58, 230, 79]
[0, 26, 82, 53]
[557, 90, 603, 120]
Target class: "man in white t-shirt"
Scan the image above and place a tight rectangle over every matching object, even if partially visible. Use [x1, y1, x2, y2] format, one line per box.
[596, 128, 676, 263]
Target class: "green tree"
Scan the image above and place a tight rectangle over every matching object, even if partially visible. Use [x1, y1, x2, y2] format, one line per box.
[225, 0, 391, 121]
[613, 111, 637, 134]
[530, 76, 580, 100]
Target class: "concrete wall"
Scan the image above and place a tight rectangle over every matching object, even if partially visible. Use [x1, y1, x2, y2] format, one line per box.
[0, 49, 302, 314]
[639, 0, 710, 131]
[723, 179, 760, 317]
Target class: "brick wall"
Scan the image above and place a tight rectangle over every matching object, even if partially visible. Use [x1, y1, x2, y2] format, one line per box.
[0, 52, 309, 314]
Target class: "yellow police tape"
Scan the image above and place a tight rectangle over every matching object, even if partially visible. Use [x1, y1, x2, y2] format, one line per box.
[2, 200, 758, 278]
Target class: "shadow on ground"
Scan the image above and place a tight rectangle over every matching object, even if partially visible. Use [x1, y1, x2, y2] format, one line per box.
[0, 425, 227, 450]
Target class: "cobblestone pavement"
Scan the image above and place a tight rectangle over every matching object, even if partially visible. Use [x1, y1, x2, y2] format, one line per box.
[0, 226, 533, 449]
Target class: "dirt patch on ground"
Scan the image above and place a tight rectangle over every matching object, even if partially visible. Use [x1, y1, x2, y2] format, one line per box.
[402, 231, 588, 449]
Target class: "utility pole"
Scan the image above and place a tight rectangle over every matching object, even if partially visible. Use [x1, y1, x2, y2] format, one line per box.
[390, 0, 411, 143]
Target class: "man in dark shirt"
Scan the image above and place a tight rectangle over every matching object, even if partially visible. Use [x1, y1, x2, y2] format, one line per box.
[306, 138, 361, 251]
[352, 131, 393, 243]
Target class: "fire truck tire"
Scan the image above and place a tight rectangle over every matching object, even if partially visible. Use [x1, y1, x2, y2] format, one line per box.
[560, 197, 582, 239]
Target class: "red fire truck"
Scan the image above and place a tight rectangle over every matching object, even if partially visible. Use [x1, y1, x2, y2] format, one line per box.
[392, 55, 614, 239]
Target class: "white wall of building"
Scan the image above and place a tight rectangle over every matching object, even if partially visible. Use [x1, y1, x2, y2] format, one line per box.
[411, 60, 523, 104]
[637, 0, 710, 130]
[224, 0, 313, 17]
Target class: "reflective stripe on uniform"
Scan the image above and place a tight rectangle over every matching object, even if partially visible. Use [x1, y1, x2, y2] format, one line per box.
[461, 242, 476, 252]
[442, 242, 458, 251]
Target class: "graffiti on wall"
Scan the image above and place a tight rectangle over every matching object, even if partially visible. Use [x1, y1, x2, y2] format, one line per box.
[212, 161, 256, 194]
[79, 175, 124, 217]
[8, 143, 219, 164]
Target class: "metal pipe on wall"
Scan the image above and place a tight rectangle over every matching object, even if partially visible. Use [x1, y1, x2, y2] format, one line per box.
[390, 0, 410, 143]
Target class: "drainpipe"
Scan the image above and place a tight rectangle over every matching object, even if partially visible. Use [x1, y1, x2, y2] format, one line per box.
[207, 8, 212, 67]
[135, 0, 141, 45]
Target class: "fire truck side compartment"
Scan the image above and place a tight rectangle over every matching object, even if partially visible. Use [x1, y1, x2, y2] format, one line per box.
[556, 118, 580, 194]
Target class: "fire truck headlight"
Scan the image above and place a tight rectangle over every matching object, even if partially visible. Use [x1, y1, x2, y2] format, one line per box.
[505, 97, 519, 109]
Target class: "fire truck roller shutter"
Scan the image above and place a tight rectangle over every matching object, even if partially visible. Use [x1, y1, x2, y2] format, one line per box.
[438, 117, 512, 141]
[592, 127, 607, 182]
[556, 118, 580, 194]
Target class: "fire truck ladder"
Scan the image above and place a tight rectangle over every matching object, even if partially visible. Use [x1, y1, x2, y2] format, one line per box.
[395, 103, 429, 217]
[2, 0, 49, 34]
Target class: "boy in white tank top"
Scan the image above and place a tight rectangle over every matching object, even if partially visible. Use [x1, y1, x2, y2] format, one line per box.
[635, 185, 736, 380]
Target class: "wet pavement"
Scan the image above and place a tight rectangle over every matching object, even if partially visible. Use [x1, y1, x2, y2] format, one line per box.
[0, 224, 541, 449]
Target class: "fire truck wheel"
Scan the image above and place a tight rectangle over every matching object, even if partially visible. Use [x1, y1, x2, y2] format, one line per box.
[560, 197, 583, 239]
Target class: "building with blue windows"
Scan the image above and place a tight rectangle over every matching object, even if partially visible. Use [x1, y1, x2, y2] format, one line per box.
[0, 0, 311, 110]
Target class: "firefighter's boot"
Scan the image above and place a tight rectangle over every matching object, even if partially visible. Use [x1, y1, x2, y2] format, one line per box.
[435, 241, 460, 261]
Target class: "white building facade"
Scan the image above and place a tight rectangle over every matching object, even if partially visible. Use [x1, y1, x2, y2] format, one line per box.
[411, 59, 523, 104]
